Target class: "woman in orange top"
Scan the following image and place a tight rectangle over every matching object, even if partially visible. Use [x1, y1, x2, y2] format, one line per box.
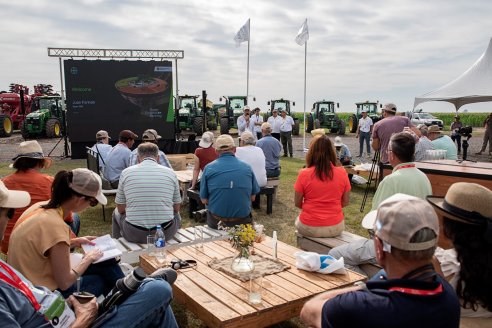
[294, 135, 351, 237]
[1, 141, 80, 253]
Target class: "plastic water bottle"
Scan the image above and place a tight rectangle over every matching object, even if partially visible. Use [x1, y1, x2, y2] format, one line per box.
[154, 226, 166, 264]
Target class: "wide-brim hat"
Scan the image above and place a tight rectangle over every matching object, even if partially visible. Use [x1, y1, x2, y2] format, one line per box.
[427, 182, 492, 227]
[427, 125, 441, 134]
[0, 181, 30, 208]
[11, 140, 52, 169]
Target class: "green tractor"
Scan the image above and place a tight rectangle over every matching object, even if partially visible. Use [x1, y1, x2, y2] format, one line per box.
[218, 96, 249, 135]
[348, 101, 382, 133]
[176, 95, 216, 136]
[306, 100, 345, 135]
[265, 98, 299, 135]
[21, 95, 65, 139]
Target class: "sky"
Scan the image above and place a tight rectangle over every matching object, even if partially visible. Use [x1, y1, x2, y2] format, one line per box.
[1, 0, 492, 113]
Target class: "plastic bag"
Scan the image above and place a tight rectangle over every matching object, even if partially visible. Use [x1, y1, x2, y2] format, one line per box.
[294, 251, 346, 274]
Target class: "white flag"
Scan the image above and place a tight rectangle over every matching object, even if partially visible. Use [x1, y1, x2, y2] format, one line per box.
[295, 19, 309, 46]
[234, 19, 250, 47]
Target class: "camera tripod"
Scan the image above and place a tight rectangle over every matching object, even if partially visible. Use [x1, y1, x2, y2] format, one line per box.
[360, 150, 381, 212]
[457, 134, 475, 163]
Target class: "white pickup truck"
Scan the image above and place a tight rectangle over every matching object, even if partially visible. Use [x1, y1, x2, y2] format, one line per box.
[408, 112, 444, 129]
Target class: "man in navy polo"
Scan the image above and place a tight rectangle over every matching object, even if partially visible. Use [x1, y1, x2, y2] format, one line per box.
[200, 134, 260, 229]
[300, 194, 460, 328]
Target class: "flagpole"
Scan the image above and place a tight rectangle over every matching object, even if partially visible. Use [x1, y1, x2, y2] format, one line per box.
[303, 35, 308, 152]
[246, 19, 250, 99]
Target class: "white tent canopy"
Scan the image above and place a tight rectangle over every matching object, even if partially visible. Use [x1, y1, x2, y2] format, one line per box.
[414, 38, 492, 111]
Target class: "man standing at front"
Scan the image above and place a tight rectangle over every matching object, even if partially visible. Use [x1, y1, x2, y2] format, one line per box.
[256, 122, 282, 178]
[355, 109, 373, 158]
[251, 107, 264, 140]
[279, 109, 295, 157]
[372, 103, 416, 164]
[112, 143, 181, 243]
[200, 134, 260, 229]
[104, 129, 138, 188]
[237, 106, 254, 137]
[301, 194, 460, 328]
[267, 109, 282, 140]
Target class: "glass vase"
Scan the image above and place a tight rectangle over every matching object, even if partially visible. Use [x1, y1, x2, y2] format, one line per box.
[231, 247, 255, 273]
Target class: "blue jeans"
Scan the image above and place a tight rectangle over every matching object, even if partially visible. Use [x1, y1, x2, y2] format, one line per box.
[66, 212, 81, 236]
[266, 168, 280, 178]
[359, 131, 371, 156]
[93, 279, 178, 328]
[60, 260, 124, 298]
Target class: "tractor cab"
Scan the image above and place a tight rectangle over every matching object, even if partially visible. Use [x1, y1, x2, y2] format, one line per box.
[218, 95, 249, 134]
[306, 100, 345, 134]
[313, 101, 338, 124]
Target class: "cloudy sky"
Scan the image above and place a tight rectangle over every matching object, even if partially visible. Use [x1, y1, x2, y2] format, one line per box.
[1, 0, 492, 113]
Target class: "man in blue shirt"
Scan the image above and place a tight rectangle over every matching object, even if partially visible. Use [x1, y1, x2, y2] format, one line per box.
[200, 134, 260, 229]
[256, 122, 282, 177]
[103, 129, 138, 188]
[129, 128, 172, 168]
[300, 194, 460, 328]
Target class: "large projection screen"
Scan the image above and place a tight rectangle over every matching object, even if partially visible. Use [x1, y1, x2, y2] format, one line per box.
[64, 59, 174, 147]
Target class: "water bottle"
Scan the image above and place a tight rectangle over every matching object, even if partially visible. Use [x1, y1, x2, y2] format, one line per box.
[154, 226, 166, 264]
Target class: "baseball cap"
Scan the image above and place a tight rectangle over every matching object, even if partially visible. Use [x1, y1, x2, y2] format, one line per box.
[243, 106, 250, 111]
[383, 103, 397, 113]
[363, 193, 438, 251]
[214, 134, 235, 150]
[119, 130, 138, 140]
[142, 129, 161, 141]
[199, 131, 214, 148]
[96, 130, 110, 139]
[240, 131, 255, 145]
[69, 168, 107, 205]
[361, 109, 368, 113]
[0, 181, 30, 209]
[334, 136, 343, 147]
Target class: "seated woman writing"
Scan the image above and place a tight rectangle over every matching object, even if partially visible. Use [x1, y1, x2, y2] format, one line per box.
[7, 168, 124, 298]
[428, 182, 492, 320]
[294, 135, 351, 238]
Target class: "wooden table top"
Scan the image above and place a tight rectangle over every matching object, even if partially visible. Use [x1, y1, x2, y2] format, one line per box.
[140, 237, 365, 328]
[174, 169, 193, 183]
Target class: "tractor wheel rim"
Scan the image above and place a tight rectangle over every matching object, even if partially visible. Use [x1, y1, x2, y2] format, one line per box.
[55, 123, 60, 135]
[4, 118, 12, 133]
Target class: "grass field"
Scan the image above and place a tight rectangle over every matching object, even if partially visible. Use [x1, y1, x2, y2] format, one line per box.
[0, 158, 373, 327]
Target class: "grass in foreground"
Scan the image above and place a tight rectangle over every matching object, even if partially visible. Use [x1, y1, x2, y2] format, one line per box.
[0, 157, 374, 327]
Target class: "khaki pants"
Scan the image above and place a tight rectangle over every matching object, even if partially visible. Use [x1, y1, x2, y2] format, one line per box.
[295, 217, 344, 238]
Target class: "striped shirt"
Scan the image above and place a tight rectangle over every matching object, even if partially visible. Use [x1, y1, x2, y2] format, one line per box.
[115, 158, 181, 228]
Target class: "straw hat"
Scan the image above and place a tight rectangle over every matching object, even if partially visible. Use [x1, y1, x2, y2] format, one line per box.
[0, 181, 30, 209]
[427, 125, 441, 134]
[142, 129, 162, 141]
[11, 141, 52, 169]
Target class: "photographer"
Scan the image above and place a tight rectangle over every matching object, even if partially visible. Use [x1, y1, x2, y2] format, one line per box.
[0, 181, 179, 328]
[450, 116, 462, 154]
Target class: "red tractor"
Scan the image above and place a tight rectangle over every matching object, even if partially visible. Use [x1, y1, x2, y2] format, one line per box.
[0, 84, 33, 137]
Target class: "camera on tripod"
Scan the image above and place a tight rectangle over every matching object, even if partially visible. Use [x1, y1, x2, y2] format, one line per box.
[458, 125, 472, 137]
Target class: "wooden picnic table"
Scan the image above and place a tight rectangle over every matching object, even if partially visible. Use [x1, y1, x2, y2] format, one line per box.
[174, 169, 194, 204]
[140, 236, 365, 328]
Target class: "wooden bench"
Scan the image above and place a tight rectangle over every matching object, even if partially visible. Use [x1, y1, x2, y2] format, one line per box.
[266, 177, 280, 200]
[114, 225, 228, 264]
[187, 186, 276, 218]
[296, 231, 381, 277]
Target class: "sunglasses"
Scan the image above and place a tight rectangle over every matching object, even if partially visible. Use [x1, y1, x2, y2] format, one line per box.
[84, 196, 99, 207]
[1, 208, 15, 220]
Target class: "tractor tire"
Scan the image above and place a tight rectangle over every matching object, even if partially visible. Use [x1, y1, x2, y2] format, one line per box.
[21, 120, 30, 139]
[292, 120, 300, 136]
[192, 117, 204, 136]
[314, 119, 321, 129]
[338, 120, 346, 135]
[306, 115, 314, 133]
[46, 118, 62, 138]
[0, 114, 13, 137]
[220, 117, 230, 135]
[207, 120, 218, 131]
[349, 114, 358, 133]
